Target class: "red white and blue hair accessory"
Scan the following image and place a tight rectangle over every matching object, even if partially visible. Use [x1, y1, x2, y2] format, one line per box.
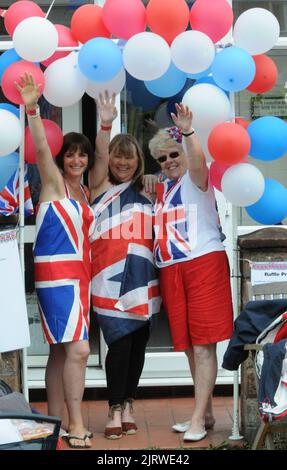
[166, 126, 182, 144]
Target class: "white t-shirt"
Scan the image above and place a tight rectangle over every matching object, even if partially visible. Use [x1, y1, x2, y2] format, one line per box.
[153, 171, 225, 268]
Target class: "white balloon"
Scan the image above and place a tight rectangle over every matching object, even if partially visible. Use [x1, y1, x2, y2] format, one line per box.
[0, 110, 22, 157]
[233, 8, 280, 55]
[43, 56, 87, 108]
[182, 84, 231, 131]
[193, 129, 213, 163]
[221, 163, 265, 207]
[86, 68, 126, 99]
[123, 32, 171, 81]
[13, 17, 58, 62]
[171, 31, 215, 74]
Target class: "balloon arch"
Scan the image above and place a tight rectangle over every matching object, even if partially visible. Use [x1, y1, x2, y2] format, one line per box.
[0, 0, 287, 223]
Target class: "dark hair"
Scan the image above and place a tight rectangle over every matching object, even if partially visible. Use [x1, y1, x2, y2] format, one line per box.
[108, 134, 144, 192]
[55, 132, 94, 171]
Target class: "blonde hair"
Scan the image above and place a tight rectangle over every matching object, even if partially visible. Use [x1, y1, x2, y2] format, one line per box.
[149, 129, 182, 159]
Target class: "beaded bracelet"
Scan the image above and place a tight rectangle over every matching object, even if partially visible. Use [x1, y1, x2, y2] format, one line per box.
[26, 105, 40, 118]
[101, 124, 112, 131]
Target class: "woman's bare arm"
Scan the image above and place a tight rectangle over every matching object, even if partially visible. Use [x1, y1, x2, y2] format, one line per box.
[171, 103, 208, 191]
[88, 91, 117, 192]
[16, 72, 64, 200]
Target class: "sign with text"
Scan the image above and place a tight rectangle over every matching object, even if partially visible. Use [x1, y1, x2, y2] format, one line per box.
[0, 230, 30, 353]
[251, 261, 287, 286]
[251, 97, 287, 119]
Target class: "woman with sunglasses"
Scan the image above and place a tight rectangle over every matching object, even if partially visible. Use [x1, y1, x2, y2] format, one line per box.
[89, 92, 160, 440]
[149, 103, 233, 442]
[16, 73, 95, 449]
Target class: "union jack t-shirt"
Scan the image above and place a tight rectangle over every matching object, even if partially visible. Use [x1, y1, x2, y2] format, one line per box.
[153, 171, 225, 268]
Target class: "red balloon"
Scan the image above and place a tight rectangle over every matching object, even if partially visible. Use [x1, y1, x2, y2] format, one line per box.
[190, 0, 233, 43]
[146, 0, 189, 45]
[103, 0, 146, 40]
[71, 4, 111, 44]
[25, 120, 63, 164]
[208, 123, 251, 165]
[246, 55, 278, 94]
[42, 25, 78, 67]
[2, 61, 45, 105]
[4, 1, 44, 36]
[235, 117, 250, 129]
[210, 161, 229, 191]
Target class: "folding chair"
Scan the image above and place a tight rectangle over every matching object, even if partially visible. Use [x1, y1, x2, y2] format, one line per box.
[0, 412, 61, 450]
[244, 281, 287, 450]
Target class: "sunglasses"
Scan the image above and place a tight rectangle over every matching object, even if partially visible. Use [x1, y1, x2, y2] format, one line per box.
[157, 151, 180, 164]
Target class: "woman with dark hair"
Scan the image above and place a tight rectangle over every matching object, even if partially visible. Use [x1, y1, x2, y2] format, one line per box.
[89, 93, 160, 440]
[16, 73, 95, 449]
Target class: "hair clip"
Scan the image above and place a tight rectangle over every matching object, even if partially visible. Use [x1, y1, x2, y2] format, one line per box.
[166, 126, 182, 144]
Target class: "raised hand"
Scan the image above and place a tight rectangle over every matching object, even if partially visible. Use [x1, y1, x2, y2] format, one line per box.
[170, 103, 193, 134]
[96, 90, 118, 126]
[15, 71, 41, 108]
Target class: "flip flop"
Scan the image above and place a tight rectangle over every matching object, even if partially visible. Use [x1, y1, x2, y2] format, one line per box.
[63, 429, 93, 438]
[63, 434, 92, 449]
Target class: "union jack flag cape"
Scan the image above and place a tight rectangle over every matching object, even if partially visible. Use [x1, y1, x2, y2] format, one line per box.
[91, 182, 161, 346]
[0, 165, 34, 217]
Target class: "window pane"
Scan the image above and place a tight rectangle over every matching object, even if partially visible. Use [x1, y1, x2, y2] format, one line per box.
[234, 1, 287, 36]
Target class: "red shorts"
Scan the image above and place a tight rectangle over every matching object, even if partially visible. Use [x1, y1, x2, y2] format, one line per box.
[159, 251, 233, 351]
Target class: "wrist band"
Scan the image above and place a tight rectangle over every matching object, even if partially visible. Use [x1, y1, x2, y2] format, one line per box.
[181, 130, 195, 137]
[101, 124, 112, 131]
[26, 105, 40, 118]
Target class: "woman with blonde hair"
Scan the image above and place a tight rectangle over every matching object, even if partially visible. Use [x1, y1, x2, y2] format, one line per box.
[149, 103, 233, 442]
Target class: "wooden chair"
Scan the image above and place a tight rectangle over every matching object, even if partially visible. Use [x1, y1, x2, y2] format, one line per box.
[244, 281, 287, 450]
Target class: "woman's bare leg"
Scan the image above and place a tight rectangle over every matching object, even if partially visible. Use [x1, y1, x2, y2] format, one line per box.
[186, 343, 217, 435]
[45, 344, 66, 419]
[63, 340, 91, 447]
[185, 348, 215, 428]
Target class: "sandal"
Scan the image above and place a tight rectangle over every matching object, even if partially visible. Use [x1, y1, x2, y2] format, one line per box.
[63, 429, 93, 438]
[104, 404, 122, 440]
[63, 434, 92, 449]
[122, 399, 137, 435]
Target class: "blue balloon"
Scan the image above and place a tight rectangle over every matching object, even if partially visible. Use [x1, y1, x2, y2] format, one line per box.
[0, 152, 19, 191]
[248, 116, 287, 161]
[212, 46, 255, 92]
[186, 65, 212, 79]
[126, 72, 161, 111]
[78, 38, 123, 82]
[167, 79, 195, 115]
[0, 49, 21, 85]
[246, 178, 287, 225]
[144, 63, 186, 98]
[0, 103, 20, 118]
[194, 75, 229, 97]
[117, 39, 127, 48]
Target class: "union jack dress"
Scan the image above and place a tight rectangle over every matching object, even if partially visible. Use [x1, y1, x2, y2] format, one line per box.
[34, 184, 95, 344]
[91, 182, 161, 346]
